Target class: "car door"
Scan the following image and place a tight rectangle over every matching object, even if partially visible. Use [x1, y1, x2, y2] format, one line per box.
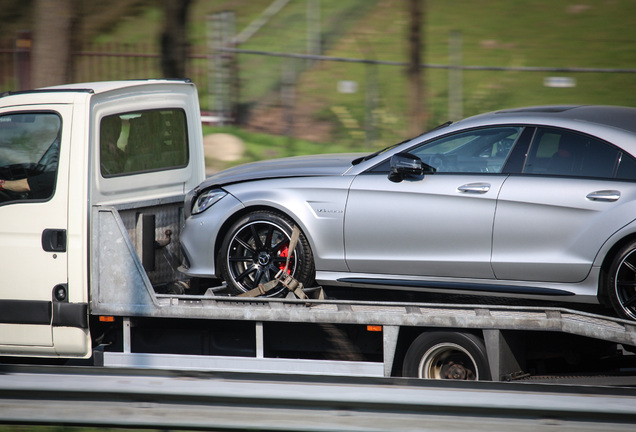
[0, 106, 71, 349]
[492, 127, 636, 283]
[344, 126, 522, 279]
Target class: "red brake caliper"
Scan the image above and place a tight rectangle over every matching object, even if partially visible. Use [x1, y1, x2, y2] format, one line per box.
[279, 244, 292, 274]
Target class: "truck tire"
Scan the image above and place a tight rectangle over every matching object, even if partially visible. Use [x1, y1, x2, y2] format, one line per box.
[402, 331, 491, 380]
[605, 239, 636, 321]
[219, 211, 315, 296]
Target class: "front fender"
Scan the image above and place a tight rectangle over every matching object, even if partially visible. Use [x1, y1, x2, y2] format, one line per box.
[226, 176, 354, 272]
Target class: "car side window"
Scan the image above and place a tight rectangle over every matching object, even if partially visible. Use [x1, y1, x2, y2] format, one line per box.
[616, 152, 636, 181]
[408, 127, 522, 173]
[0, 112, 61, 203]
[523, 128, 619, 178]
[100, 109, 188, 177]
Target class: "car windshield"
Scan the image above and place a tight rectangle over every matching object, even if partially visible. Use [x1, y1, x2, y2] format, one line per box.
[353, 121, 453, 165]
[353, 142, 403, 165]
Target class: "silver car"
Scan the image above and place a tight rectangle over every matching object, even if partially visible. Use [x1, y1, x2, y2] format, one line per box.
[180, 105, 636, 321]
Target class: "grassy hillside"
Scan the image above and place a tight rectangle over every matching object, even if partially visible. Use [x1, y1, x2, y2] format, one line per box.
[6, 0, 636, 153]
[191, 0, 636, 148]
[289, 0, 636, 146]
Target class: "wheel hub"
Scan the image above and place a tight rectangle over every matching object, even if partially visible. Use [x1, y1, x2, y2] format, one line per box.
[444, 361, 468, 380]
[256, 251, 271, 266]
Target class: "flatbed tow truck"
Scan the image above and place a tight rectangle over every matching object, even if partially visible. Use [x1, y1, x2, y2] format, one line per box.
[1, 80, 635, 384]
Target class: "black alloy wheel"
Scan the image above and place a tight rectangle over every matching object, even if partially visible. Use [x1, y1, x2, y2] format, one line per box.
[607, 240, 636, 321]
[219, 211, 314, 296]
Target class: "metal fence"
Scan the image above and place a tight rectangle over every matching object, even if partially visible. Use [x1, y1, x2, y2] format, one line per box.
[210, 47, 636, 148]
[0, 36, 209, 98]
[3, 365, 636, 431]
[206, 11, 636, 147]
[3, 30, 636, 149]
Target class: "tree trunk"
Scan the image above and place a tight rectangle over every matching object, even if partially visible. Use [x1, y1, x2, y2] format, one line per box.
[32, 0, 75, 88]
[406, 0, 426, 136]
[161, 0, 192, 78]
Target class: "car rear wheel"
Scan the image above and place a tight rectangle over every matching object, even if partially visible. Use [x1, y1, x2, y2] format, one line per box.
[606, 240, 636, 321]
[219, 211, 315, 296]
[402, 332, 491, 380]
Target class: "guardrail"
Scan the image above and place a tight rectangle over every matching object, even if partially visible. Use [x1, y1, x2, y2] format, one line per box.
[1, 365, 635, 431]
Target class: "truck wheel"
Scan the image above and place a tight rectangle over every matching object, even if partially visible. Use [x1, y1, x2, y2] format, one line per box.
[402, 332, 491, 380]
[219, 211, 315, 296]
[605, 240, 636, 321]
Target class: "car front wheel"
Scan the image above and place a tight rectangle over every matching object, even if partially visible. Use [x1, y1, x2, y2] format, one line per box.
[606, 240, 636, 321]
[219, 211, 315, 296]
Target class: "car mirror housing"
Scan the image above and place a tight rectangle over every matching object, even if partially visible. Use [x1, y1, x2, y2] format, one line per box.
[389, 152, 435, 182]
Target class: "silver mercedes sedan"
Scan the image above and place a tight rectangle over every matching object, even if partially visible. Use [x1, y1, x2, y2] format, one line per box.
[180, 105, 636, 321]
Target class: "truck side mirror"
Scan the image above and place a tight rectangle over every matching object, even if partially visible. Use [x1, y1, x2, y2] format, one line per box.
[389, 152, 435, 182]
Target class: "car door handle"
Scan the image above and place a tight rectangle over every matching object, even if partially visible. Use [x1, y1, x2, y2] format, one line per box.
[586, 190, 621, 202]
[457, 183, 491, 194]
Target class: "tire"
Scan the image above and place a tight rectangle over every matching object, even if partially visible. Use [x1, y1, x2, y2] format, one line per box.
[605, 240, 636, 321]
[402, 331, 491, 380]
[219, 211, 315, 296]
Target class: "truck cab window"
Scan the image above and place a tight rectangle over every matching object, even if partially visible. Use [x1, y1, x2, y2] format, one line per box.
[100, 109, 188, 177]
[0, 112, 61, 203]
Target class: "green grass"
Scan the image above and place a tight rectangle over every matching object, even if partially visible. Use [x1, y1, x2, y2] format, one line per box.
[9, 0, 636, 157]
[290, 0, 636, 146]
[202, 124, 362, 171]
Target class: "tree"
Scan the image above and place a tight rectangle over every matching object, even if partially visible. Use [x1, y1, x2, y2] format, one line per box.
[160, 0, 193, 78]
[32, 0, 75, 88]
[406, 0, 427, 136]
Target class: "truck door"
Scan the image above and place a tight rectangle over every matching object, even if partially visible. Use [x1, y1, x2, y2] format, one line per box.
[0, 106, 71, 352]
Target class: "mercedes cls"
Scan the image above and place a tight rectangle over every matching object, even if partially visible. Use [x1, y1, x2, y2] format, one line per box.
[180, 105, 636, 321]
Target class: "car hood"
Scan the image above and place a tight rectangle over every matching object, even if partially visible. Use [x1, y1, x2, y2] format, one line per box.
[197, 153, 365, 189]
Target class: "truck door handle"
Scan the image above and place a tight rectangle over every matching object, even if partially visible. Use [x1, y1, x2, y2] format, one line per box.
[42, 229, 67, 253]
[586, 190, 621, 202]
[457, 183, 491, 194]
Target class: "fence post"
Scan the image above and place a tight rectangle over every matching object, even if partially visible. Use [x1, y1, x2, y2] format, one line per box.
[307, 0, 321, 63]
[208, 11, 236, 125]
[282, 58, 296, 137]
[15, 31, 32, 90]
[365, 61, 378, 148]
[448, 30, 463, 121]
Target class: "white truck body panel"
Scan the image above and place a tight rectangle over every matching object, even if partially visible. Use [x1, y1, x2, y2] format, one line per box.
[0, 80, 205, 358]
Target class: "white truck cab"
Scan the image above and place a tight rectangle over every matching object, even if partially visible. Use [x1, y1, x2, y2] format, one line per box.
[0, 80, 205, 358]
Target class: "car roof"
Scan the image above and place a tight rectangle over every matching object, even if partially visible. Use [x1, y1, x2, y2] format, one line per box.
[42, 79, 192, 94]
[483, 105, 636, 134]
[1, 79, 192, 98]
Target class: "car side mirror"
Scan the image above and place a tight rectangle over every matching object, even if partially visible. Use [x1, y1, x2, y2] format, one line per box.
[389, 152, 435, 182]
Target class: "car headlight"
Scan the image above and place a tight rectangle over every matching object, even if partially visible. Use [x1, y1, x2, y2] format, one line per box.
[192, 189, 227, 215]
